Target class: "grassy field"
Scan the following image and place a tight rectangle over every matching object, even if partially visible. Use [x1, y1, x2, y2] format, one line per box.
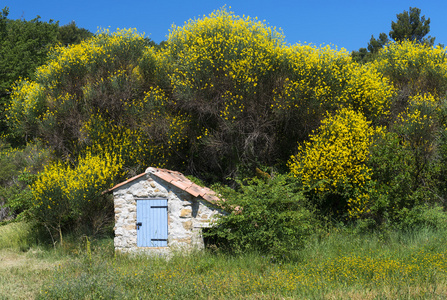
[1, 222, 447, 299]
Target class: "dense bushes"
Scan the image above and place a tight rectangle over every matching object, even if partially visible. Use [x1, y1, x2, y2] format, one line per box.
[289, 107, 383, 219]
[206, 174, 317, 257]
[31, 150, 122, 243]
[154, 10, 394, 180]
[0, 140, 50, 221]
[364, 96, 447, 225]
[6, 9, 396, 181]
[374, 41, 447, 99]
[285, 40, 447, 227]
[3, 8, 447, 244]
[7, 29, 151, 157]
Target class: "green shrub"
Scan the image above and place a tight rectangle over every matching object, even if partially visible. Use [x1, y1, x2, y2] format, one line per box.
[205, 174, 317, 257]
[367, 94, 446, 224]
[0, 140, 51, 220]
[394, 204, 447, 231]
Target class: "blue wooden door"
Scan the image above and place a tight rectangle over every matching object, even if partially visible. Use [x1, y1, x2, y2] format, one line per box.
[136, 199, 168, 247]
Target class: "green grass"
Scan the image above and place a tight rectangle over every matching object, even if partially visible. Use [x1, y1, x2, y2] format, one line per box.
[0, 221, 34, 251]
[2, 222, 447, 299]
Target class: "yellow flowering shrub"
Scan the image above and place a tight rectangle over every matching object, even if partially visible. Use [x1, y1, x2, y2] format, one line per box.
[374, 40, 447, 97]
[164, 7, 285, 126]
[36, 28, 146, 87]
[396, 93, 438, 144]
[2, 9, 402, 187]
[155, 8, 395, 179]
[274, 45, 394, 120]
[289, 107, 383, 218]
[79, 110, 183, 172]
[340, 61, 395, 118]
[157, 8, 287, 177]
[7, 28, 148, 153]
[271, 44, 349, 124]
[394, 93, 440, 167]
[31, 150, 123, 240]
[6, 80, 45, 140]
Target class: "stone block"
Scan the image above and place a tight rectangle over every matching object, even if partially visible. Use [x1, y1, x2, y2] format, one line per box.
[182, 220, 193, 230]
[180, 208, 192, 218]
[124, 224, 135, 231]
[115, 227, 124, 235]
[175, 237, 192, 244]
[135, 192, 148, 198]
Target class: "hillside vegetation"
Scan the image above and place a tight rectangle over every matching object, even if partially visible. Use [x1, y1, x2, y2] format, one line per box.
[1, 7, 447, 253]
[2, 6, 447, 299]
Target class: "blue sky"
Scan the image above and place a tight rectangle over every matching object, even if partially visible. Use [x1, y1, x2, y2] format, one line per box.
[3, 0, 447, 51]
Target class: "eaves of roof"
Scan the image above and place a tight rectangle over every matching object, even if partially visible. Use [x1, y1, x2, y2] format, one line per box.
[104, 167, 220, 205]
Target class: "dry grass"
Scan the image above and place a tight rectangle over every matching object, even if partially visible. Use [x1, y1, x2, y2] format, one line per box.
[0, 249, 62, 300]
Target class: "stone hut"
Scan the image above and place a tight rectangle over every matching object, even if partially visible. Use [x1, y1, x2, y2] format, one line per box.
[108, 167, 223, 254]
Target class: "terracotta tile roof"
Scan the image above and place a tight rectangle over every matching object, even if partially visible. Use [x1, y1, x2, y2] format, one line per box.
[104, 167, 220, 204]
[146, 167, 220, 204]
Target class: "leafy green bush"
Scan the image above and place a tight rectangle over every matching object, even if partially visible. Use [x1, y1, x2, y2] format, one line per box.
[367, 94, 446, 224]
[205, 174, 317, 257]
[0, 140, 51, 220]
[394, 204, 447, 231]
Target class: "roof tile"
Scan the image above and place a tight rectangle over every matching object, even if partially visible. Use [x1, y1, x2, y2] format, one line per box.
[106, 167, 221, 205]
[147, 168, 220, 204]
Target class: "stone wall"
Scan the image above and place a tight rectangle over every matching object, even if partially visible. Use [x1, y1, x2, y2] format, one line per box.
[113, 173, 222, 254]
